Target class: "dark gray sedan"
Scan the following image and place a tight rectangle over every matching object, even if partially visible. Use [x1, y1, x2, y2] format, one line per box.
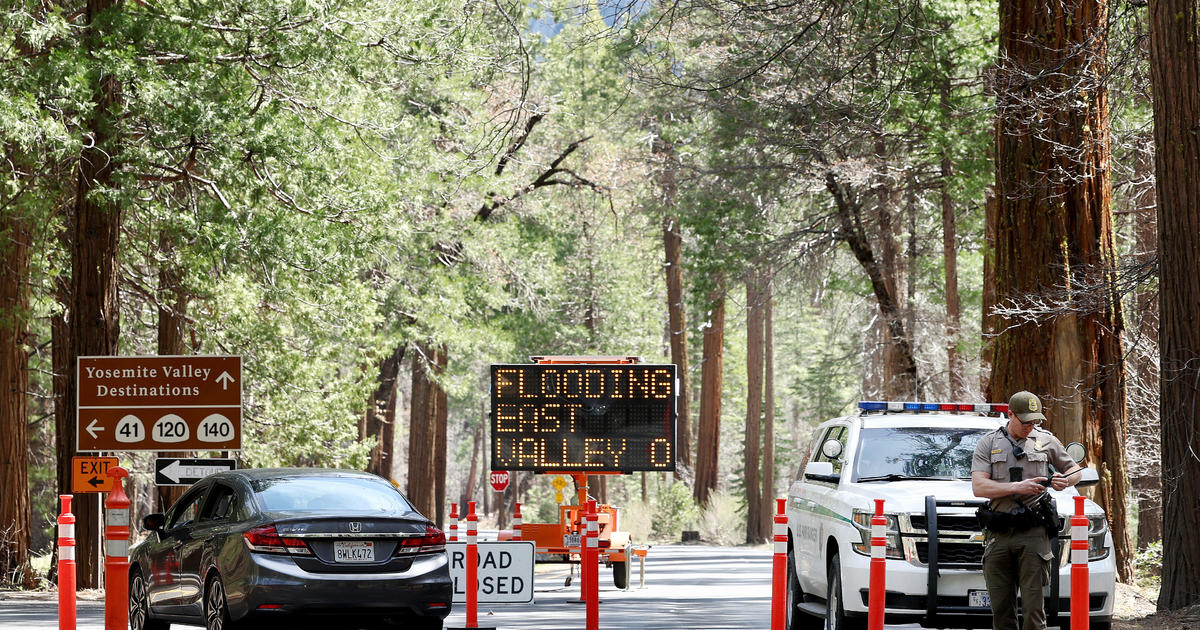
[128, 468, 452, 630]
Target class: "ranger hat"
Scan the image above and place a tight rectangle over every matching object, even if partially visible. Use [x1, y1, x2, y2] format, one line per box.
[1009, 391, 1046, 423]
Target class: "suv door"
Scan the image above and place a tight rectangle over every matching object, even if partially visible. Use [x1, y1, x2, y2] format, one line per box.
[797, 424, 849, 594]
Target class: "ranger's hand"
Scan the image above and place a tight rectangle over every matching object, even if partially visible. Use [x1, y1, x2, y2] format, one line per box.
[1049, 473, 1072, 491]
[1012, 478, 1048, 495]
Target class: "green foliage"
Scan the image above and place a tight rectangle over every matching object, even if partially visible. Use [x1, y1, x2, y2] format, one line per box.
[650, 479, 699, 540]
[1134, 541, 1162, 589]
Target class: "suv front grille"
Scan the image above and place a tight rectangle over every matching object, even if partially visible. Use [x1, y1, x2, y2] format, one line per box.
[916, 541, 984, 565]
[909, 514, 980, 531]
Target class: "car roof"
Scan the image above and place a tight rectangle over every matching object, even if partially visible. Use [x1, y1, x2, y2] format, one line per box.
[823, 413, 1004, 431]
[206, 468, 387, 484]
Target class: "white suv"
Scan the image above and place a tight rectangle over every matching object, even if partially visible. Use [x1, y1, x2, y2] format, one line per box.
[784, 402, 1115, 630]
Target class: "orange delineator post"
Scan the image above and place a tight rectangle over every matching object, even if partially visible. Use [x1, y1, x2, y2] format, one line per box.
[513, 502, 522, 540]
[57, 495, 76, 630]
[104, 467, 131, 630]
[466, 501, 479, 629]
[771, 498, 787, 630]
[448, 502, 459, 542]
[868, 498, 886, 630]
[585, 499, 599, 630]
[1070, 495, 1089, 630]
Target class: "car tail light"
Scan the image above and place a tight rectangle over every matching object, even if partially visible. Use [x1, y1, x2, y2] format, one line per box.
[243, 525, 312, 555]
[394, 525, 446, 555]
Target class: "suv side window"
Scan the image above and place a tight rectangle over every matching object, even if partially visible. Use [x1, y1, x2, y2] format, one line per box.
[812, 425, 848, 474]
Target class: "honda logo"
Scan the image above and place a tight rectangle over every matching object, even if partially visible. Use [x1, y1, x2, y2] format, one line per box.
[348, 521, 362, 533]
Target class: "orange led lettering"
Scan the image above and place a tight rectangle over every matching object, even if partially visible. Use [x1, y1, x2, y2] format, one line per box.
[495, 404, 519, 432]
[583, 369, 604, 398]
[584, 438, 607, 466]
[606, 438, 627, 468]
[649, 438, 672, 467]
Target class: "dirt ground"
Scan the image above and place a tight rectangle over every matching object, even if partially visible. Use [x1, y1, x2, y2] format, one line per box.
[1110, 582, 1200, 630]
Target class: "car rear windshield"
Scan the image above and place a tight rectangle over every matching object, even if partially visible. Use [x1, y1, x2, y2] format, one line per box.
[251, 476, 414, 513]
[853, 427, 989, 480]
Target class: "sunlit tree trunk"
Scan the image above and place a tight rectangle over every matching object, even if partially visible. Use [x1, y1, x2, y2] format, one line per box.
[654, 133, 692, 476]
[0, 200, 34, 587]
[693, 276, 725, 507]
[744, 271, 764, 543]
[990, 0, 1131, 581]
[156, 230, 189, 513]
[1148, 0, 1200, 609]
[362, 344, 404, 479]
[407, 345, 438, 520]
[759, 278, 776, 540]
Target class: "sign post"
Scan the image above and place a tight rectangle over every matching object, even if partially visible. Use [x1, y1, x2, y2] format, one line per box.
[77, 355, 242, 452]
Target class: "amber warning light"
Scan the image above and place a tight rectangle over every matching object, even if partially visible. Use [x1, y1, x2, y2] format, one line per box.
[490, 364, 677, 473]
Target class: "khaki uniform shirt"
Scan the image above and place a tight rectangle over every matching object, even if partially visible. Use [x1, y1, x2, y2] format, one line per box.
[971, 426, 1076, 513]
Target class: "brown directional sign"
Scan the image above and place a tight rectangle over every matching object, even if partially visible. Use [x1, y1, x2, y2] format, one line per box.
[77, 355, 242, 452]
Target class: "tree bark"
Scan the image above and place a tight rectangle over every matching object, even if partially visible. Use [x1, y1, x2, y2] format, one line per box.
[433, 345, 448, 527]
[981, 190, 997, 395]
[0, 199, 35, 587]
[156, 233, 189, 513]
[407, 345, 437, 520]
[362, 344, 405, 479]
[1148, 0, 1200, 610]
[654, 132, 691, 475]
[693, 276, 725, 507]
[62, 0, 124, 587]
[941, 146, 964, 399]
[759, 276, 776, 541]
[744, 271, 764, 544]
[990, 0, 1132, 581]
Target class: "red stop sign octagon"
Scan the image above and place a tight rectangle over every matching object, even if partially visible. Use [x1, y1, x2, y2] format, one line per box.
[489, 470, 510, 492]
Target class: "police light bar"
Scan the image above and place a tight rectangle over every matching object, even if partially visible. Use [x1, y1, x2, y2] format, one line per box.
[858, 401, 1010, 414]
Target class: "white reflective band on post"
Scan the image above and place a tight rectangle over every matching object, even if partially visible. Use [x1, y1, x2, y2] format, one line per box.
[59, 524, 74, 539]
[587, 537, 598, 548]
[871, 544, 885, 559]
[773, 522, 787, 537]
[871, 523, 885, 539]
[106, 539, 129, 558]
[60, 546, 75, 560]
[1072, 524, 1087, 540]
[467, 533, 477, 543]
[106, 509, 130, 527]
[587, 521, 598, 533]
[774, 539, 787, 554]
[1072, 548, 1088, 565]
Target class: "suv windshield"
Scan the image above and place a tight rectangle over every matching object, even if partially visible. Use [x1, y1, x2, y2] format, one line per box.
[853, 427, 989, 481]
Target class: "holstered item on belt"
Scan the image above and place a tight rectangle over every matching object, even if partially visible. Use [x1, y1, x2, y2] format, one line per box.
[976, 502, 1046, 534]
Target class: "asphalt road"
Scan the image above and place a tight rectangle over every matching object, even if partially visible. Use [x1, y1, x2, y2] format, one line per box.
[0, 544, 941, 629]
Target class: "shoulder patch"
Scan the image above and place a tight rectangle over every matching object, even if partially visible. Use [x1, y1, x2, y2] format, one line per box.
[1034, 439, 1047, 451]
[991, 448, 1003, 454]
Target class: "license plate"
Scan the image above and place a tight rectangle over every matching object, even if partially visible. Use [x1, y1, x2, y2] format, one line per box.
[334, 541, 375, 563]
[969, 589, 991, 608]
[564, 533, 581, 548]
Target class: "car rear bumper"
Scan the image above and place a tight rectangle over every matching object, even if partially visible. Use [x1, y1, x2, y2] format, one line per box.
[227, 551, 453, 621]
[839, 545, 1116, 620]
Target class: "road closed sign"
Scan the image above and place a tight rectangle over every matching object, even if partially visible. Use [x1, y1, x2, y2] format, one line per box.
[447, 541, 535, 603]
[77, 355, 242, 452]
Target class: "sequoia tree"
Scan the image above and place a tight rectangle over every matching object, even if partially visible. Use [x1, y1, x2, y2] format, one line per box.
[1148, 0, 1200, 610]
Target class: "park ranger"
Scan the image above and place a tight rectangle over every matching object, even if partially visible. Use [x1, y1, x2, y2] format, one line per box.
[971, 391, 1083, 630]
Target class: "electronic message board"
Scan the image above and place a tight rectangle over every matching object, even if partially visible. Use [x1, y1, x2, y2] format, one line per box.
[490, 364, 677, 473]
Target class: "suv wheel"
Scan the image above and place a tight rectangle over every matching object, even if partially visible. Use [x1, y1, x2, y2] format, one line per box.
[825, 553, 864, 630]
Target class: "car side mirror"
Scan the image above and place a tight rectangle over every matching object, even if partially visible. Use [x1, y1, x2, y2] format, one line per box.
[1066, 442, 1087, 464]
[804, 461, 838, 482]
[142, 513, 166, 531]
[820, 439, 843, 459]
[1075, 467, 1100, 488]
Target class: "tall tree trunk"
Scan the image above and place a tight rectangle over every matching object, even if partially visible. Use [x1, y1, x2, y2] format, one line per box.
[990, 0, 1131, 581]
[744, 271, 764, 544]
[981, 190, 997, 395]
[825, 173, 921, 399]
[759, 277, 776, 541]
[63, 0, 124, 587]
[156, 231, 189, 513]
[362, 344, 405, 479]
[0, 200, 34, 587]
[664, 215, 691, 474]
[941, 142, 964, 398]
[433, 345, 448, 527]
[1148, 0, 1200, 610]
[407, 345, 437, 520]
[463, 411, 483, 511]
[1130, 143, 1161, 550]
[693, 276, 726, 507]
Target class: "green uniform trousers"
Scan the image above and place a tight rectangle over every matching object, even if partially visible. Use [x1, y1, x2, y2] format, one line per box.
[982, 526, 1055, 630]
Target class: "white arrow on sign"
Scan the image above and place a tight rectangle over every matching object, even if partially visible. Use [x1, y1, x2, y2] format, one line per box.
[86, 419, 104, 440]
[215, 371, 235, 390]
[160, 460, 232, 484]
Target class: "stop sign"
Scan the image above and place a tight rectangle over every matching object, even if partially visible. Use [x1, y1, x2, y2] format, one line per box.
[489, 470, 510, 492]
